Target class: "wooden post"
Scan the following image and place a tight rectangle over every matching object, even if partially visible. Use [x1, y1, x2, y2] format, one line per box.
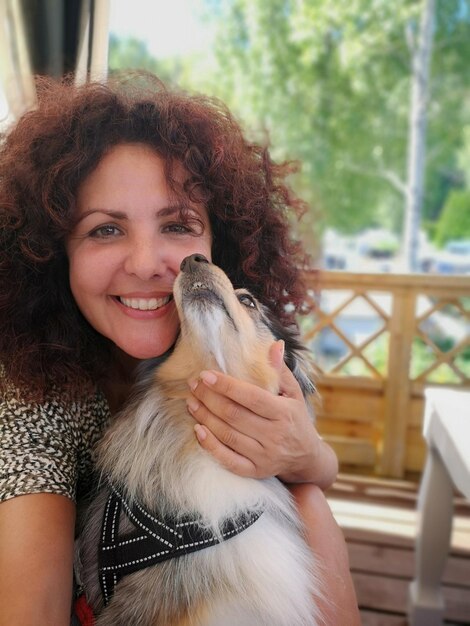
[380, 286, 416, 476]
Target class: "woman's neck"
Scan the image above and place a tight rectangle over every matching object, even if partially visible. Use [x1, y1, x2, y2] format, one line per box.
[102, 348, 141, 415]
[101, 345, 175, 415]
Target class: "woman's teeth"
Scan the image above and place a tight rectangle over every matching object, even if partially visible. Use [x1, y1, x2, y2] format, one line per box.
[119, 295, 171, 311]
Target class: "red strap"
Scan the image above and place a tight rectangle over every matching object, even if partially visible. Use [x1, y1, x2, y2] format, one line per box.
[74, 594, 95, 626]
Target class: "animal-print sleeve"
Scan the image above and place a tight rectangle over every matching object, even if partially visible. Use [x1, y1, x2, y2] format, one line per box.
[0, 383, 110, 504]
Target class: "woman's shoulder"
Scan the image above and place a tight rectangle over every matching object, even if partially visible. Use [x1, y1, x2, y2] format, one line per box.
[0, 366, 109, 431]
[0, 366, 110, 503]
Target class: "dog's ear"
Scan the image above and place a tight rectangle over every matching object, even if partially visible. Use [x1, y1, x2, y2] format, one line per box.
[262, 308, 316, 400]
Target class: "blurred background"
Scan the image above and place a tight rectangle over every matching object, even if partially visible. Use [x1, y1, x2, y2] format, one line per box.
[106, 0, 470, 277]
[1, 0, 470, 277]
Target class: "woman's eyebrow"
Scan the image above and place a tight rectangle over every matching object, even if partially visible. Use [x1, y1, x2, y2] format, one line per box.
[156, 206, 181, 218]
[157, 204, 203, 218]
[76, 204, 195, 223]
[76, 209, 128, 223]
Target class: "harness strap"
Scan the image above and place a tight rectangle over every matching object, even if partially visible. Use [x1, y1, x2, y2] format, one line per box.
[98, 483, 262, 606]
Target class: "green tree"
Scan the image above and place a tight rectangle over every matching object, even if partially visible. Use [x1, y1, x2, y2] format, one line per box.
[108, 1, 470, 255]
[191, 0, 470, 243]
[189, 0, 414, 234]
[435, 190, 470, 245]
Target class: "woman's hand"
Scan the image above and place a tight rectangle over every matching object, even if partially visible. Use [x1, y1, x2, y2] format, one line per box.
[186, 341, 338, 488]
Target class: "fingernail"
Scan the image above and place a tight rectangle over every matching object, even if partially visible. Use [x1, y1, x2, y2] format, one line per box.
[186, 397, 200, 413]
[278, 339, 285, 359]
[200, 370, 217, 385]
[188, 378, 198, 391]
[194, 424, 207, 441]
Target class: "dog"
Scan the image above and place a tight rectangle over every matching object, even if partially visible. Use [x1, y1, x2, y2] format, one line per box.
[76, 254, 322, 626]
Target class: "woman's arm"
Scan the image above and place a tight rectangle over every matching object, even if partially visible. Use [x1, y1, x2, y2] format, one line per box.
[0, 494, 76, 626]
[290, 484, 361, 626]
[186, 340, 338, 488]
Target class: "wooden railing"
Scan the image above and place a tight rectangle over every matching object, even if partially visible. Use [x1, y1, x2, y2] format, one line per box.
[300, 270, 470, 478]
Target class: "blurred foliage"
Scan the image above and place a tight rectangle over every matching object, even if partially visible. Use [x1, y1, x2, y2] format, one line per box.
[457, 125, 470, 186]
[109, 0, 470, 246]
[434, 189, 470, 245]
[108, 34, 183, 85]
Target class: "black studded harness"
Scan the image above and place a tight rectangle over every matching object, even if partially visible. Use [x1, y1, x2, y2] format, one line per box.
[98, 481, 263, 605]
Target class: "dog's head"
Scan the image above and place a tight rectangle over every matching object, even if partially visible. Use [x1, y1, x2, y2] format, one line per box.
[161, 254, 315, 400]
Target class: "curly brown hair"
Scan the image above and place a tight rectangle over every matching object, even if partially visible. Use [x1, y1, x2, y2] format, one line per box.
[0, 72, 310, 397]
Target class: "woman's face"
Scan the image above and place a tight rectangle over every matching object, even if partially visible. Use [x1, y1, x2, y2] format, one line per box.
[66, 143, 212, 360]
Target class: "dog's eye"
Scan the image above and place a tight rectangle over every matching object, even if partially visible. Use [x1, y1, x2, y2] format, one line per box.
[238, 294, 256, 309]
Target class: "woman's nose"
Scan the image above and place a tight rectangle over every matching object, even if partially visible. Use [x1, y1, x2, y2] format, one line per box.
[124, 238, 166, 280]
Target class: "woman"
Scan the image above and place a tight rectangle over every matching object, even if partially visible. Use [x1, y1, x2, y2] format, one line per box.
[0, 74, 359, 625]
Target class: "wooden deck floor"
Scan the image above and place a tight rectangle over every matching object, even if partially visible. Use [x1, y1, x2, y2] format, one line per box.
[326, 474, 470, 625]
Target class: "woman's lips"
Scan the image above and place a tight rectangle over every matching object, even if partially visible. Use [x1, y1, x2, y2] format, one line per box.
[118, 294, 172, 311]
[112, 294, 174, 318]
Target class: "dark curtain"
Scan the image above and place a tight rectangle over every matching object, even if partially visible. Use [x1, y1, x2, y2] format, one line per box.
[20, 0, 86, 77]
[0, 0, 109, 122]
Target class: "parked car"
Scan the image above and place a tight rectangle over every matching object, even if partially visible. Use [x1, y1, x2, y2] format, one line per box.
[431, 240, 470, 275]
[356, 229, 399, 259]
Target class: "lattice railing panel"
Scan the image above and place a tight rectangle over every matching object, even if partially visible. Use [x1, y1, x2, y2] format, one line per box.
[301, 289, 390, 380]
[411, 296, 469, 384]
[301, 275, 469, 387]
[300, 271, 469, 477]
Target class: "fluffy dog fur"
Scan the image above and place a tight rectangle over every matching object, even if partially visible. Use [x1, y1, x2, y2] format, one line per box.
[76, 255, 322, 626]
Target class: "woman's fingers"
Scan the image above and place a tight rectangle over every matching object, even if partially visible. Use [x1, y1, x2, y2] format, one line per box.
[268, 339, 285, 372]
[187, 373, 317, 479]
[189, 367, 302, 423]
[189, 371, 277, 423]
[192, 416, 288, 479]
[187, 391, 286, 478]
[187, 392, 265, 443]
[269, 340, 307, 401]
[193, 424, 257, 477]
[279, 361, 306, 400]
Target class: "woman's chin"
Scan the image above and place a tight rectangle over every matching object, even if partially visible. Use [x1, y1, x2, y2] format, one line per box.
[114, 336, 177, 361]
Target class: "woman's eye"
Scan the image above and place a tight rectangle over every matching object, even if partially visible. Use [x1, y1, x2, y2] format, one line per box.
[238, 293, 256, 308]
[163, 221, 203, 235]
[163, 222, 193, 234]
[89, 224, 122, 239]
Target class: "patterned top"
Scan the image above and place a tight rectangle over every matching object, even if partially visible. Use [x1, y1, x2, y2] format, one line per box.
[0, 376, 110, 504]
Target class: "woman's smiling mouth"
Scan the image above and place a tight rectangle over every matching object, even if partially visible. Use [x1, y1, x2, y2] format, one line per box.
[117, 295, 173, 311]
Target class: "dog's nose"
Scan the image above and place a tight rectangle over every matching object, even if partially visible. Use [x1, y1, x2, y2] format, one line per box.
[180, 254, 209, 272]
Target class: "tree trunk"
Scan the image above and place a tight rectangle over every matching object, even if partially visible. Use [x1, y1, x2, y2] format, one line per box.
[403, 0, 436, 272]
